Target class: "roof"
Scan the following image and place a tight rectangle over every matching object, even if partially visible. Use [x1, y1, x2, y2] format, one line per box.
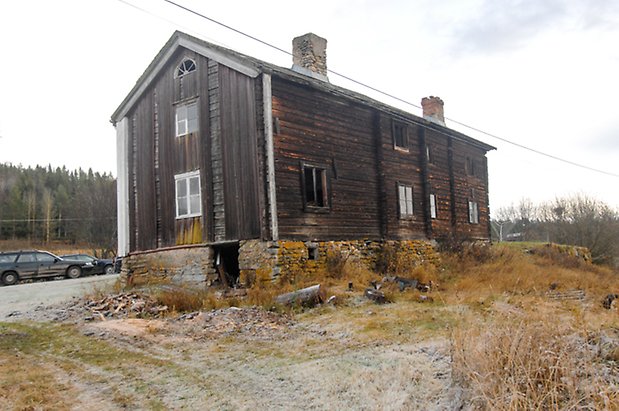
[111, 31, 496, 152]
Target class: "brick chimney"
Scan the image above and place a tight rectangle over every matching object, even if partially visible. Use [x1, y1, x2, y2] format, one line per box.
[421, 96, 445, 126]
[292, 33, 329, 82]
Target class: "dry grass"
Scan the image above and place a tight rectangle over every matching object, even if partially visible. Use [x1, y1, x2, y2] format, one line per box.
[451, 314, 619, 410]
[439, 243, 619, 304]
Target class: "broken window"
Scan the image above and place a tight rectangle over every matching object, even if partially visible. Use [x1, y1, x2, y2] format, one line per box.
[176, 58, 196, 78]
[392, 121, 408, 150]
[398, 183, 414, 218]
[468, 200, 479, 224]
[175, 170, 201, 218]
[303, 165, 328, 209]
[430, 194, 437, 219]
[175, 102, 198, 137]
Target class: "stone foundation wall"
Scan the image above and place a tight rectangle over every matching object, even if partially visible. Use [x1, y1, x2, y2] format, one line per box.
[120, 239, 439, 288]
[120, 246, 216, 287]
[239, 239, 439, 285]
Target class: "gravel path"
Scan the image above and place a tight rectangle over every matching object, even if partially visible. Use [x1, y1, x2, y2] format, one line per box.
[0, 274, 119, 320]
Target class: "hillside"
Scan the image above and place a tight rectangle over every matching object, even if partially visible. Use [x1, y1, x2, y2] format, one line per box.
[1, 243, 618, 410]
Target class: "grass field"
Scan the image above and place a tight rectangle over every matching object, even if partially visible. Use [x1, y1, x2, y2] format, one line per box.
[1, 242, 618, 410]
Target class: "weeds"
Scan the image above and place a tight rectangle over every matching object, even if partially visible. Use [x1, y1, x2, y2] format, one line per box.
[451, 317, 619, 410]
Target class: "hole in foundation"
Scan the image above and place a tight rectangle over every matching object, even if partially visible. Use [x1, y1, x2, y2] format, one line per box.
[213, 243, 240, 286]
[308, 246, 319, 261]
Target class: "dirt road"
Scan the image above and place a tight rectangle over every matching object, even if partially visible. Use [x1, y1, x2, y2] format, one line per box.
[0, 274, 119, 320]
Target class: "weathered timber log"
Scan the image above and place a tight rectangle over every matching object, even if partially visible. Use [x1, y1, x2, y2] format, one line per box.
[364, 288, 388, 304]
[275, 284, 326, 307]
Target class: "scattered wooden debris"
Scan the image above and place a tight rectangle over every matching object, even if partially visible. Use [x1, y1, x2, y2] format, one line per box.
[275, 284, 326, 307]
[76, 292, 169, 320]
[364, 288, 388, 304]
[381, 276, 432, 293]
[546, 289, 585, 301]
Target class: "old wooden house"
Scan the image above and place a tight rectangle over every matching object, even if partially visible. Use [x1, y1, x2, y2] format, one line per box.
[111, 31, 495, 284]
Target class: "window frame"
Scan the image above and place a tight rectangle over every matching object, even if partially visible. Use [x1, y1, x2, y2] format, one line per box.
[175, 101, 199, 137]
[175, 58, 197, 78]
[465, 156, 477, 177]
[175, 170, 202, 219]
[397, 182, 414, 219]
[301, 163, 330, 212]
[429, 193, 437, 219]
[468, 200, 479, 224]
[426, 145, 435, 165]
[392, 120, 409, 151]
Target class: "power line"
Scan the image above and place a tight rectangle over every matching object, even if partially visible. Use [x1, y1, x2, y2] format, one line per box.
[138, 0, 619, 178]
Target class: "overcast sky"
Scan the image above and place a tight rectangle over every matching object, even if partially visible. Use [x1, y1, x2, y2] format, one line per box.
[1, 0, 618, 211]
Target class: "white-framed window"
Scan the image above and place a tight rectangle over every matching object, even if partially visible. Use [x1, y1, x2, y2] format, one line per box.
[468, 200, 479, 224]
[175, 102, 198, 137]
[176, 58, 196, 78]
[430, 194, 437, 219]
[175, 170, 201, 218]
[398, 183, 414, 218]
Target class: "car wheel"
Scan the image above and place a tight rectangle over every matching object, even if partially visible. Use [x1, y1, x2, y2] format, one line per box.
[1, 271, 19, 286]
[104, 265, 114, 275]
[66, 266, 82, 279]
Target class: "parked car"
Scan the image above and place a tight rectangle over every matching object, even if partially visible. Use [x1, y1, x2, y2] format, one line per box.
[60, 254, 114, 275]
[0, 250, 93, 286]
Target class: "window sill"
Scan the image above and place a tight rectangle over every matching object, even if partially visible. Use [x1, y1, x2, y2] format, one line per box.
[175, 214, 202, 220]
[393, 146, 410, 153]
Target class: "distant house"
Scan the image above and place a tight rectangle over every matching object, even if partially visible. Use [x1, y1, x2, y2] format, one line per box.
[111, 31, 495, 285]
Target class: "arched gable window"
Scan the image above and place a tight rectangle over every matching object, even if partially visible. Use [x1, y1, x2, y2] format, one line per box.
[176, 58, 196, 77]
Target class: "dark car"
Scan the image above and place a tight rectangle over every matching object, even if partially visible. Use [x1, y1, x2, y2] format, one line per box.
[0, 250, 92, 286]
[60, 254, 114, 275]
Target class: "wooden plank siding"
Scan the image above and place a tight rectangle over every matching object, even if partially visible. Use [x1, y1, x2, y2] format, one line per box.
[451, 140, 491, 239]
[219, 66, 261, 240]
[271, 78, 383, 240]
[378, 116, 427, 240]
[425, 130, 455, 238]
[124, 46, 266, 252]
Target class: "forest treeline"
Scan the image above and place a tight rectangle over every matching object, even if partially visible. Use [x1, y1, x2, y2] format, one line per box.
[0, 163, 116, 252]
[492, 195, 619, 265]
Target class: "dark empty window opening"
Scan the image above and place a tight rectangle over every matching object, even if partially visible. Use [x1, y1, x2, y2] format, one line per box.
[466, 157, 477, 176]
[303, 165, 328, 209]
[426, 145, 435, 164]
[176, 58, 196, 77]
[307, 245, 319, 260]
[214, 244, 240, 286]
[393, 121, 408, 150]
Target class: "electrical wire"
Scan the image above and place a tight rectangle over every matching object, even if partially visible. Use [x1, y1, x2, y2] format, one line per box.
[130, 0, 619, 178]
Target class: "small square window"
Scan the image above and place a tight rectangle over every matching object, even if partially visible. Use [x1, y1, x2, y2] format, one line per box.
[303, 165, 328, 209]
[175, 102, 199, 137]
[175, 170, 202, 218]
[393, 121, 408, 150]
[430, 194, 437, 219]
[398, 184, 414, 218]
[468, 200, 479, 224]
